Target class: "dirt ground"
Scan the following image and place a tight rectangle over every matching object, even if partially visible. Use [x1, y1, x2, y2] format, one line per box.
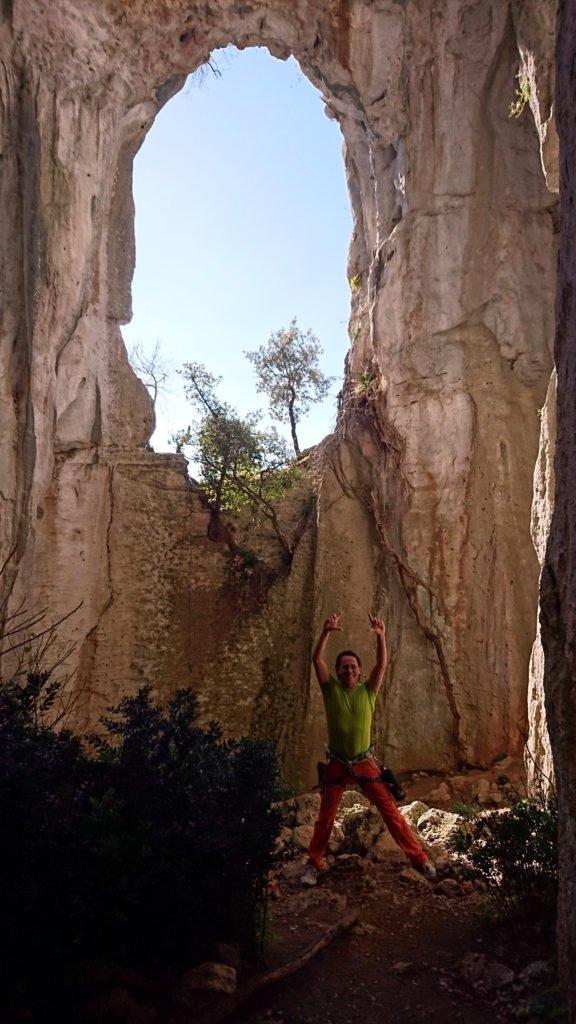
[229, 855, 561, 1024]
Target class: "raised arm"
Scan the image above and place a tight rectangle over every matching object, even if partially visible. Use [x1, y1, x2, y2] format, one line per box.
[367, 613, 388, 693]
[312, 612, 342, 686]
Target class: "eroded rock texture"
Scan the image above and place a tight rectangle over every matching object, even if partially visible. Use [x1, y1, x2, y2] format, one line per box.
[0, 2, 557, 789]
[541, 0, 576, 1014]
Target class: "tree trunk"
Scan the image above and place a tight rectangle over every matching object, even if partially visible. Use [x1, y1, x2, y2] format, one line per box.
[288, 390, 300, 456]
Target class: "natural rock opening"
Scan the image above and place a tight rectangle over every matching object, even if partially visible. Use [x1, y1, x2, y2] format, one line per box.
[1, 1, 557, 783]
[4, 0, 576, 1012]
[123, 46, 352, 458]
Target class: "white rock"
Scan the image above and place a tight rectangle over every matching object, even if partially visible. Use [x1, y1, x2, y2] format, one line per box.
[400, 801, 430, 828]
[416, 808, 466, 847]
[460, 953, 515, 992]
[292, 824, 314, 850]
[294, 792, 321, 826]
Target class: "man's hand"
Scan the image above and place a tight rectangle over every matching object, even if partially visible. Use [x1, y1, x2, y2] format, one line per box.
[367, 612, 387, 693]
[368, 613, 386, 636]
[312, 612, 342, 686]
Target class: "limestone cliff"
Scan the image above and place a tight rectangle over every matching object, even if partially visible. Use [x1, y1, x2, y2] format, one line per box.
[0, 1, 557, 788]
[541, 0, 576, 1013]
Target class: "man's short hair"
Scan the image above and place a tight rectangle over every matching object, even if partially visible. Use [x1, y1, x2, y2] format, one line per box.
[335, 649, 362, 670]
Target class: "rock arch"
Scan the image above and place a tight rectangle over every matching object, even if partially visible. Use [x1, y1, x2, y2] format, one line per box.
[0, 2, 558, 785]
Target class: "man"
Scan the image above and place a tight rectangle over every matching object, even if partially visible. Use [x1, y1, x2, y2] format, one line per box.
[301, 611, 436, 886]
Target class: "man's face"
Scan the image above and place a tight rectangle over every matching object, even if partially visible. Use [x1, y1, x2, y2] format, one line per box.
[336, 655, 361, 689]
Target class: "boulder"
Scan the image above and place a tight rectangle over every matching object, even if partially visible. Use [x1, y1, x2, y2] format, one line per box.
[476, 778, 491, 804]
[327, 820, 345, 854]
[338, 789, 370, 811]
[416, 808, 467, 848]
[341, 805, 384, 854]
[294, 792, 321, 826]
[426, 783, 452, 804]
[459, 953, 515, 993]
[399, 801, 430, 828]
[275, 826, 294, 852]
[399, 867, 430, 889]
[292, 824, 314, 851]
[179, 962, 237, 996]
[336, 801, 372, 828]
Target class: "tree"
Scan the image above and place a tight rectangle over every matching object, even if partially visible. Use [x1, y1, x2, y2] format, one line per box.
[129, 340, 172, 412]
[172, 362, 297, 558]
[245, 319, 334, 456]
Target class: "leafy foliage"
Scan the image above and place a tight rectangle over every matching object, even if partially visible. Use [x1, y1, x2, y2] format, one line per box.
[451, 800, 481, 821]
[509, 68, 531, 118]
[0, 676, 283, 1014]
[245, 319, 333, 455]
[449, 793, 558, 917]
[172, 362, 299, 557]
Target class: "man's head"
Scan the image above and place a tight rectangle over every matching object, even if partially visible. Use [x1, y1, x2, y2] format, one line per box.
[335, 650, 362, 689]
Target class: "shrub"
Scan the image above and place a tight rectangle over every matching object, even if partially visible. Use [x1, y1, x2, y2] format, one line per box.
[449, 795, 558, 917]
[224, 546, 277, 608]
[0, 676, 283, 1015]
[451, 800, 481, 820]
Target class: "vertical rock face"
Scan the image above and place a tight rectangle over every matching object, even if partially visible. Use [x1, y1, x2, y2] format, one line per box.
[527, 370, 556, 794]
[0, 2, 557, 785]
[542, 1, 576, 1014]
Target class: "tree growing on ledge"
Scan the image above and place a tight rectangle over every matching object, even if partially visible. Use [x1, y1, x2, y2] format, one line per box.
[245, 319, 334, 456]
[172, 362, 297, 559]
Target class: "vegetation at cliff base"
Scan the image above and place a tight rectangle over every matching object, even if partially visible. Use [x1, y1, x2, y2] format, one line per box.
[0, 674, 283, 1019]
[449, 787, 558, 918]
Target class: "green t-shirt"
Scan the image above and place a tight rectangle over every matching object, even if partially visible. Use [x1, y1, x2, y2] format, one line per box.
[321, 675, 377, 759]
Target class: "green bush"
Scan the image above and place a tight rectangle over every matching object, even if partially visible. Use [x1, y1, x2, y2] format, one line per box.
[450, 795, 557, 916]
[0, 676, 283, 1015]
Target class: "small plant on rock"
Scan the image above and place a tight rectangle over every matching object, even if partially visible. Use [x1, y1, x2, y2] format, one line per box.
[449, 793, 558, 917]
[509, 68, 531, 118]
[451, 800, 481, 820]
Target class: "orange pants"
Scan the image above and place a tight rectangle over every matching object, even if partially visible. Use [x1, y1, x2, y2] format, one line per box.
[308, 756, 427, 870]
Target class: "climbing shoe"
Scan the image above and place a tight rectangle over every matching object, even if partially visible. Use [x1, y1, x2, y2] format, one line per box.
[419, 860, 437, 881]
[300, 863, 318, 887]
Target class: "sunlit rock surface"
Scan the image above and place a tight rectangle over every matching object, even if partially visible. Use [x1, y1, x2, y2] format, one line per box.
[0, 2, 558, 787]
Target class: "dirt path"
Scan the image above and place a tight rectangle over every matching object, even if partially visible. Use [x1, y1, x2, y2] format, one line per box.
[229, 856, 557, 1024]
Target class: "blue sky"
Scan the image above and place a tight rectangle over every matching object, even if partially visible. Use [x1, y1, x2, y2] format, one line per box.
[122, 46, 353, 454]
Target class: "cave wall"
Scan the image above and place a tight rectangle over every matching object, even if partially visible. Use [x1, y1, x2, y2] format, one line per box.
[0, 1, 557, 788]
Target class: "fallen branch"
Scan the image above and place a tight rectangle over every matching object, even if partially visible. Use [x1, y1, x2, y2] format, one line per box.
[198, 909, 359, 1024]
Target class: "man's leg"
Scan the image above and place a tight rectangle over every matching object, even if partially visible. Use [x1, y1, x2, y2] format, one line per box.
[307, 768, 347, 871]
[359, 764, 428, 867]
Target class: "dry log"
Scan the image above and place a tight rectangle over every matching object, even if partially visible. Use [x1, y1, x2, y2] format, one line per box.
[197, 909, 359, 1024]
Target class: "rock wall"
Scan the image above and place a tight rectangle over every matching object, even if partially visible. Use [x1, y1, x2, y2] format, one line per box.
[0, 1, 557, 790]
[541, 0, 576, 1014]
[527, 370, 556, 794]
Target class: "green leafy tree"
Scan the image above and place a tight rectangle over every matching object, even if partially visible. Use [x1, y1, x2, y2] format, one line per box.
[172, 362, 297, 558]
[245, 319, 334, 455]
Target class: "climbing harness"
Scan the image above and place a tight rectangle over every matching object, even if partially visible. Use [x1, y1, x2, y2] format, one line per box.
[315, 748, 405, 801]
